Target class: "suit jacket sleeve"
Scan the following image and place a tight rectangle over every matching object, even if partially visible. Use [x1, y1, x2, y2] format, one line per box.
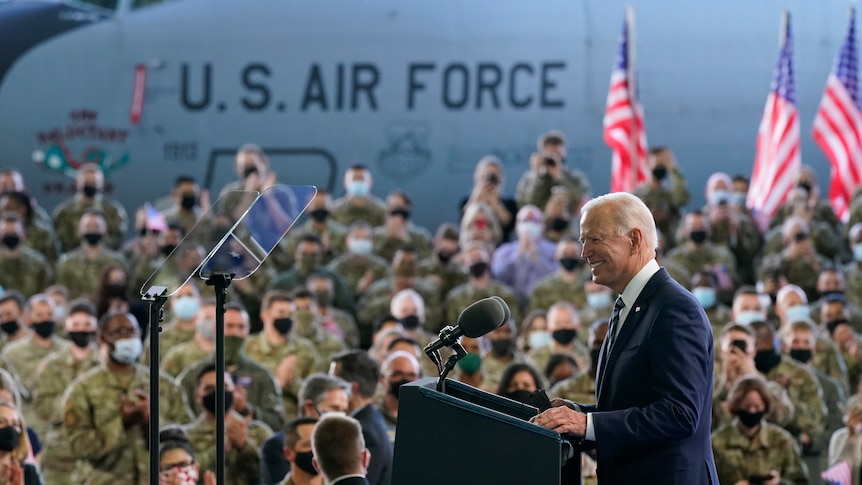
[592, 294, 712, 458]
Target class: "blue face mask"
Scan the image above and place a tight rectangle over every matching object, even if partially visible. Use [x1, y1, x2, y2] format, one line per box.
[854, 244, 862, 263]
[528, 331, 552, 349]
[517, 222, 542, 241]
[172, 296, 199, 320]
[586, 292, 611, 309]
[785, 304, 810, 323]
[709, 190, 730, 206]
[348, 238, 373, 256]
[693, 287, 717, 309]
[730, 192, 747, 207]
[346, 180, 370, 197]
[734, 311, 765, 326]
[110, 337, 143, 365]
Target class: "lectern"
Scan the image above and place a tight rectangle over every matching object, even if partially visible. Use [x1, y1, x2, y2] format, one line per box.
[392, 378, 580, 485]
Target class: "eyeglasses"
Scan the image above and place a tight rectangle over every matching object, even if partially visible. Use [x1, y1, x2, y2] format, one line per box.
[160, 460, 195, 473]
[104, 327, 139, 338]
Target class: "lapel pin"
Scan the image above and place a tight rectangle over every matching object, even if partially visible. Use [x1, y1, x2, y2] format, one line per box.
[635, 306, 641, 312]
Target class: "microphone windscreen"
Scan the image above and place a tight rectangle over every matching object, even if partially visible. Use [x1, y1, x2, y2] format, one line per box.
[457, 297, 506, 338]
[489, 296, 511, 325]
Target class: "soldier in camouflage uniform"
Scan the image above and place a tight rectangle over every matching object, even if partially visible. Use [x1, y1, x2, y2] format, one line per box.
[306, 274, 360, 349]
[62, 312, 192, 485]
[762, 188, 844, 261]
[711, 375, 808, 485]
[528, 238, 588, 313]
[326, 220, 391, 300]
[177, 303, 286, 431]
[770, 166, 842, 233]
[810, 269, 862, 333]
[160, 176, 203, 234]
[703, 172, 763, 284]
[0, 292, 29, 353]
[575, 282, 614, 345]
[242, 291, 321, 421]
[417, 223, 468, 303]
[633, 147, 690, 251]
[55, 209, 128, 299]
[291, 291, 345, 365]
[690, 270, 733, 341]
[143, 283, 202, 365]
[272, 190, 347, 271]
[481, 319, 538, 393]
[548, 320, 607, 405]
[0, 213, 53, 297]
[330, 165, 387, 227]
[34, 299, 102, 485]
[515, 148, 591, 217]
[845, 223, 862, 309]
[52, 163, 128, 252]
[0, 191, 61, 263]
[373, 191, 433, 262]
[528, 302, 590, 374]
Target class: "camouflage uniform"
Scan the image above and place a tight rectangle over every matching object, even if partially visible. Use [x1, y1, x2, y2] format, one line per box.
[0, 247, 53, 297]
[633, 168, 690, 249]
[330, 196, 387, 227]
[813, 333, 850, 394]
[771, 199, 841, 233]
[481, 351, 538, 394]
[161, 205, 201, 234]
[515, 168, 591, 215]
[182, 411, 273, 485]
[3, 336, 69, 438]
[33, 345, 101, 485]
[811, 298, 862, 335]
[417, 256, 469, 303]
[326, 253, 391, 298]
[52, 196, 128, 251]
[160, 340, 210, 379]
[712, 370, 795, 431]
[141, 320, 196, 367]
[705, 304, 733, 342]
[528, 273, 588, 314]
[528, 341, 590, 378]
[664, 243, 739, 287]
[291, 314, 345, 371]
[443, 282, 521, 333]
[357, 277, 442, 332]
[711, 419, 808, 485]
[708, 212, 763, 284]
[549, 371, 596, 406]
[270, 219, 348, 271]
[62, 365, 193, 485]
[845, 262, 862, 309]
[662, 259, 693, 290]
[242, 332, 321, 421]
[55, 248, 128, 298]
[320, 308, 360, 349]
[372, 224, 433, 262]
[23, 222, 60, 263]
[762, 220, 843, 261]
[269, 268, 355, 316]
[764, 355, 826, 439]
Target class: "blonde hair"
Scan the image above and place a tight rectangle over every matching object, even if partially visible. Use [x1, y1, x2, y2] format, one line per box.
[0, 401, 30, 462]
[460, 202, 502, 248]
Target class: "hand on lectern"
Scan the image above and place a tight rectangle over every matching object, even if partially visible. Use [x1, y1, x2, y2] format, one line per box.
[530, 403, 587, 437]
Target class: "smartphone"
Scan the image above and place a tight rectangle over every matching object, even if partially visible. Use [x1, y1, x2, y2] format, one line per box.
[730, 339, 747, 353]
[748, 473, 774, 485]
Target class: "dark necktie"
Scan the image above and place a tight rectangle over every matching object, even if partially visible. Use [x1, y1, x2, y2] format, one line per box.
[605, 297, 626, 358]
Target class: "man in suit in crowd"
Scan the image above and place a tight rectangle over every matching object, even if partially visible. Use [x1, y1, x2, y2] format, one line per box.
[311, 414, 371, 485]
[532, 192, 718, 484]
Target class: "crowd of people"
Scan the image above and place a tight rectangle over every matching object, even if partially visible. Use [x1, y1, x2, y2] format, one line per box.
[0, 132, 861, 484]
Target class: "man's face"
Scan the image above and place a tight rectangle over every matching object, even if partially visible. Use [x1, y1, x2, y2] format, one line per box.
[822, 301, 847, 324]
[785, 330, 815, 352]
[732, 179, 749, 194]
[720, 330, 755, 359]
[392, 296, 418, 321]
[460, 336, 481, 355]
[316, 388, 349, 415]
[547, 307, 578, 331]
[385, 356, 419, 388]
[100, 315, 140, 346]
[76, 170, 103, 194]
[544, 142, 567, 161]
[732, 294, 764, 318]
[684, 214, 707, 243]
[580, 206, 639, 293]
[263, 300, 292, 327]
[65, 311, 97, 333]
[27, 301, 53, 325]
[817, 272, 843, 294]
[0, 172, 23, 192]
[295, 241, 320, 264]
[78, 214, 107, 238]
[0, 302, 21, 326]
[435, 237, 459, 256]
[308, 192, 332, 211]
[287, 423, 315, 457]
[776, 290, 805, 319]
[489, 323, 513, 340]
[235, 152, 265, 179]
[224, 309, 249, 338]
[196, 370, 235, 404]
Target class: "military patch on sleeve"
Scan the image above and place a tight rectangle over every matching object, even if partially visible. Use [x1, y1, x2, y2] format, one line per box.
[63, 400, 76, 427]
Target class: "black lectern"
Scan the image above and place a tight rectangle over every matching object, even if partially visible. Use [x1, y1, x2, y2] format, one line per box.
[392, 378, 580, 485]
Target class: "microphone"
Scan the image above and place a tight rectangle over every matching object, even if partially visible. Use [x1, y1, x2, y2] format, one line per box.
[424, 297, 508, 356]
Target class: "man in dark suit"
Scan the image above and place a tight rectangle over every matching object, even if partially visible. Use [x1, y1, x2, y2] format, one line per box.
[311, 413, 371, 485]
[329, 350, 391, 485]
[532, 192, 719, 484]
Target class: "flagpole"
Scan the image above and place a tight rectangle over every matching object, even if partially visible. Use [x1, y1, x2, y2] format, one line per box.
[626, 5, 637, 192]
[779, 9, 788, 48]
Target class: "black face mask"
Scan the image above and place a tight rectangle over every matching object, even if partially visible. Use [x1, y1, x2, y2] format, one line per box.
[797, 181, 813, 194]
[819, 290, 844, 300]
[400, 315, 421, 330]
[106, 283, 127, 298]
[789, 349, 813, 364]
[32, 320, 55, 339]
[559, 257, 581, 272]
[390, 208, 411, 220]
[0, 320, 20, 336]
[243, 167, 258, 179]
[754, 349, 782, 374]
[468, 262, 489, 278]
[504, 389, 535, 405]
[552, 329, 577, 345]
[68, 331, 95, 349]
[735, 409, 765, 429]
[293, 450, 319, 476]
[160, 244, 177, 257]
[1, 234, 20, 250]
[437, 251, 456, 264]
[309, 209, 329, 222]
[689, 230, 707, 245]
[82, 233, 103, 246]
[388, 379, 411, 399]
[652, 166, 668, 181]
[180, 194, 198, 210]
[0, 426, 20, 452]
[82, 184, 98, 198]
[550, 217, 569, 232]
[489, 338, 514, 357]
[826, 319, 849, 335]
[273, 317, 293, 335]
[202, 390, 234, 415]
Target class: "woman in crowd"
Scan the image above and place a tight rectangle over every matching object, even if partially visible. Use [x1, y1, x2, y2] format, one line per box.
[159, 427, 215, 485]
[0, 400, 41, 484]
[496, 362, 543, 404]
[827, 404, 862, 485]
[517, 309, 548, 355]
[92, 265, 147, 331]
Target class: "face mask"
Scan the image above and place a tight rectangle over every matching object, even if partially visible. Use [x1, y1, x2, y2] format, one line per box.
[437, 250, 456, 264]
[400, 315, 421, 330]
[273, 317, 293, 335]
[754, 349, 781, 374]
[293, 450, 319, 476]
[652, 166, 668, 181]
[590, 349, 602, 369]
[298, 254, 318, 274]
[789, 348, 813, 364]
[68, 331, 95, 349]
[82, 232, 103, 246]
[161, 244, 177, 257]
[709, 190, 730, 206]
[388, 379, 411, 399]
[730, 192, 747, 207]
[457, 352, 482, 375]
[528, 331, 552, 349]
[552, 329, 577, 345]
[0, 320, 19, 336]
[160, 465, 199, 485]
[550, 217, 569, 232]
[110, 337, 143, 365]
[82, 184, 98, 198]
[587, 292, 611, 309]
[559, 257, 581, 272]
[346, 180, 370, 197]
[735, 409, 765, 429]
[504, 389, 534, 404]
[32, 320, 55, 339]
[106, 283, 127, 298]
[689, 230, 707, 245]
[172, 296, 199, 320]
[853, 244, 862, 263]
[785, 304, 810, 323]
[202, 390, 234, 415]
[798, 181, 813, 194]
[224, 336, 245, 366]
[347, 238, 373, 256]
[826, 319, 849, 336]
[734, 311, 765, 326]
[180, 194, 197, 210]
[489, 338, 514, 357]
[517, 222, 542, 241]
[0, 426, 20, 452]
[390, 208, 411, 220]
[309, 209, 329, 222]
[243, 166, 258, 179]
[1, 234, 20, 250]
[692, 287, 717, 309]
[468, 262, 489, 278]
[312, 291, 333, 309]
[196, 319, 216, 341]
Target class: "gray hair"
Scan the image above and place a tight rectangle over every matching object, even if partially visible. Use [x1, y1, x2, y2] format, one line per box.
[297, 373, 351, 415]
[581, 192, 657, 251]
[390, 289, 426, 324]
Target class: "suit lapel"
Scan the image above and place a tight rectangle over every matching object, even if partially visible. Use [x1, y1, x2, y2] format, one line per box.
[596, 269, 670, 404]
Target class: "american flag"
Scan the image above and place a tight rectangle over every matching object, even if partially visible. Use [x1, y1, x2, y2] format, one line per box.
[748, 11, 801, 219]
[145, 205, 168, 233]
[603, 8, 649, 193]
[821, 460, 852, 485]
[813, 7, 862, 222]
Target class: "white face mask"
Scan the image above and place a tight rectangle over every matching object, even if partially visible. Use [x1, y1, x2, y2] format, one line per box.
[785, 305, 810, 324]
[528, 331, 552, 349]
[853, 243, 862, 263]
